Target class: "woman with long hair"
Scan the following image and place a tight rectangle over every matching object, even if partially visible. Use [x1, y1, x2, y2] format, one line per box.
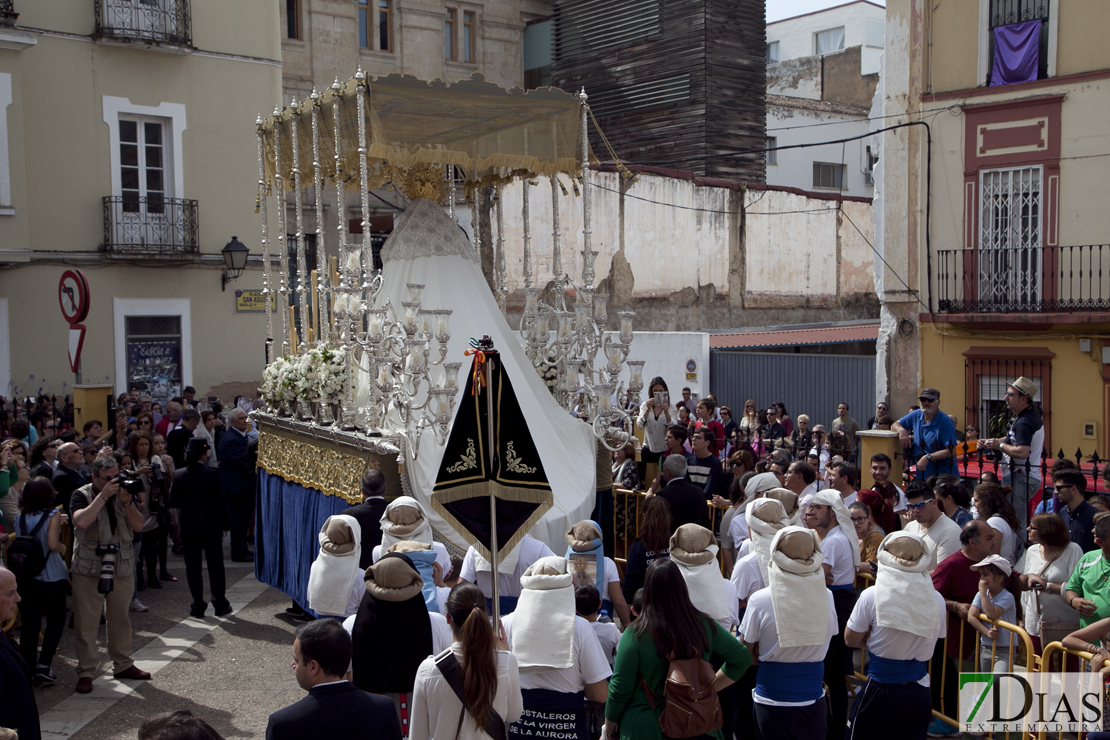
[604, 559, 751, 740]
[621, 496, 672, 604]
[1017, 512, 1082, 654]
[130, 431, 174, 589]
[935, 476, 974, 527]
[850, 501, 884, 570]
[28, 437, 58, 480]
[15, 476, 69, 685]
[194, 410, 219, 469]
[738, 400, 759, 437]
[409, 582, 522, 740]
[636, 377, 675, 474]
[973, 481, 1023, 565]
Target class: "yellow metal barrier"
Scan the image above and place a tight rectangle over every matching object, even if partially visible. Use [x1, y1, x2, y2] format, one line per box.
[612, 487, 728, 576]
[1036, 641, 1109, 740]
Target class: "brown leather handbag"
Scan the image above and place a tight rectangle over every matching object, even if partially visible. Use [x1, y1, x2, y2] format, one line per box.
[640, 655, 723, 739]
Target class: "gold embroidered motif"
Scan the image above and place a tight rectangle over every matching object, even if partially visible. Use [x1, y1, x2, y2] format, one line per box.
[504, 441, 536, 474]
[256, 431, 367, 503]
[446, 439, 478, 473]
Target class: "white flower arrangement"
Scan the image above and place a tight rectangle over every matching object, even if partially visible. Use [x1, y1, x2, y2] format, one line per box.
[260, 343, 348, 411]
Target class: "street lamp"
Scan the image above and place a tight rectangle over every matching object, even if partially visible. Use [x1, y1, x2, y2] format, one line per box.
[221, 236, 249, 291]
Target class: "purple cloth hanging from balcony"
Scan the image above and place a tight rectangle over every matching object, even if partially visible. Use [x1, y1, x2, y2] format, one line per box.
[990, 19, 1042, 86]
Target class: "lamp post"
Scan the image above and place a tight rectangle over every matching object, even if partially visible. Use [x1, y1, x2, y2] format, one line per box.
[221, 236, 249, 291]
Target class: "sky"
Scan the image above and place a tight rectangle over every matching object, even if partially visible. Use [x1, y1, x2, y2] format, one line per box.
[766, 0, 886, 24]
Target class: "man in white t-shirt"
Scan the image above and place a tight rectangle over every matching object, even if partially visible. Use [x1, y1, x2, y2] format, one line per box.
[740, 527, 837, 740]
[903, 485, 963, 572]
[458, 535, 555, 615]
[806, 491, 860, 738]
[844, 532, 945, 739]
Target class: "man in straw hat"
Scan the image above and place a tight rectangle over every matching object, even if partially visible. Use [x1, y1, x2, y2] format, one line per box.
[979, 376, 1044, 532]
[844, 532, 945, 739]
[739, 526, 837, 740]
[806, 490, 861, 739]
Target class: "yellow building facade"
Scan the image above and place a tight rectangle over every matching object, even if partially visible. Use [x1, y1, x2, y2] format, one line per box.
[0, 1, 281, 403]
[877, 0, 1110, 460]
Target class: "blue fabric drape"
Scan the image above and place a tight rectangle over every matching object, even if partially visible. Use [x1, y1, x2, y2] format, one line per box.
[256, 469, 352, 616]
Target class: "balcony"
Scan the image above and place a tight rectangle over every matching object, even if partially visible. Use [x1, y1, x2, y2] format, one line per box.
[936, 245, 1110, 317]
[0, 0, 18, 28]
[103, 196, 199, 256]
[94, 0, 192, 48]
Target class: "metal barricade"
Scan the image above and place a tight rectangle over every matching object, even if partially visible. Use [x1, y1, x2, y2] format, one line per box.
[1037, 641, 1109, 740]
[611, 487, 727, 577]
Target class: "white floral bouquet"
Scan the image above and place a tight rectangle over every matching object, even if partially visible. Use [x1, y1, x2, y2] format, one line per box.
[295, 349, 321, 404]
[260, 357, 297, 409]
[316, 343, 347, 405]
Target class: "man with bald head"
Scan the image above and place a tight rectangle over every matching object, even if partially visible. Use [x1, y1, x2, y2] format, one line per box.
[0, 566, 40, 739]
[928, 520, 1013, 732]
[219, 407, 256, 562]
[155, 401, 184, 439]
[52, 441, 89, 514]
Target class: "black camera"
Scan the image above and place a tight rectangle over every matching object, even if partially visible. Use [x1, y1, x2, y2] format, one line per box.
[115, 472, 145, 497]
[95, 543, 120, 594]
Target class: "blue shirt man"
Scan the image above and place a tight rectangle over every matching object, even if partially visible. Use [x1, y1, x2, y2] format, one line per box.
[892, 388, 958, 481]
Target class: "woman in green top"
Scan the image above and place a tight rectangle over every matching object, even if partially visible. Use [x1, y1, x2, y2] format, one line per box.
[603, 559, 751, 740]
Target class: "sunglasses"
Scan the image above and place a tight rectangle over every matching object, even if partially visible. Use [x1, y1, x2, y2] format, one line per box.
[905, 501, 931, 511]
[850, 516, 868, 523]
[918, 398, 935, 404]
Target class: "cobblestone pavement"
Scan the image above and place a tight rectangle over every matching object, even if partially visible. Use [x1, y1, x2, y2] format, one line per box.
[24, 543, 306, 740]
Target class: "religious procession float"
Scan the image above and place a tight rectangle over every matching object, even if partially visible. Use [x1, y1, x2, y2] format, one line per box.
[249, 71, 645, 610]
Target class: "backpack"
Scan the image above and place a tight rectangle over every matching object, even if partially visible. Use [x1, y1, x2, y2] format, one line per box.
[640, 654, 723, 739]
[8, 512, 49, 582]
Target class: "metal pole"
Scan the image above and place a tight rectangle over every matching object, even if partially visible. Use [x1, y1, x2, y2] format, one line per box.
[487, 353, 500, 629]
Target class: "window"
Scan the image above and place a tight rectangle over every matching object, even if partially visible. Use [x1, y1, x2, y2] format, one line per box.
[963, 347, 1052, 451]
[125, 315, 183, 405]
[864, 146, 878, 184]
[359, 0, 392, 52]
[978, 166, 1042, 309]
[379, 1, 391, 52]
[988, 0, 1049, 83]
[813, 162, 845, 190]
[286, 0, 300, 40]
[444, 9, 455, 61]
[766, 41, 779, 65]
[766, 137, 777, 166]
[120, 117, 168, 214]
[463, 11, 474, 63]
[524, 19, 553, 88]
[815, 27, 845, 55]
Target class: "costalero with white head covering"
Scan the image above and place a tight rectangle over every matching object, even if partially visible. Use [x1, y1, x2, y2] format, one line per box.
[812, 490, 861, 570]
[767, 526, 828, 648]
[875, 532, 946, 639]
[745, 498, 790, 583]
[510, 555, 576, 673]
[669, 524, 733, 627]
[379, 496, 434, 551]
[306, 514, 363, 617]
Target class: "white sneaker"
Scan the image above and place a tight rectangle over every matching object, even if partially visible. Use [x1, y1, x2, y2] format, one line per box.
[129, 598, 149, 613]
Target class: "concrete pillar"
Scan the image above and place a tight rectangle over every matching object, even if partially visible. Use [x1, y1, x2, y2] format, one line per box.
[857, 430, 903, 488]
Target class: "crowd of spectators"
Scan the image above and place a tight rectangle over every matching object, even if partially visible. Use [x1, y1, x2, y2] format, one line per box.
[7, 373, 1110, 740]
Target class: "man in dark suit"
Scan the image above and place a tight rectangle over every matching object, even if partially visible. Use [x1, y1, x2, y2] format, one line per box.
[266, 618, 401, 740]
[0, 566, 41, 740]
[343, 468, 388, 570]
[172, 438, 231, 619]
[167, 409, 201, 470]
[655, 454, 710, 533]
[218, 408, 256, 562]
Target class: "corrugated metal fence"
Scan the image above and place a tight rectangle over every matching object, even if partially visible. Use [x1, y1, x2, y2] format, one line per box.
[709, 351, 877, 426]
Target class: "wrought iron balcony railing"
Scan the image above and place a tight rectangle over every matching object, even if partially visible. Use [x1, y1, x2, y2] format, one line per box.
[103, 196, 199, 256]
[0, 0, 18, 28]
[937, 245, 1110, 314]
[94, 0, 192, 47]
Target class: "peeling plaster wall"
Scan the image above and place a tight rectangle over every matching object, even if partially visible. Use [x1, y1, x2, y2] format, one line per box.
[494, 170, 878, 330]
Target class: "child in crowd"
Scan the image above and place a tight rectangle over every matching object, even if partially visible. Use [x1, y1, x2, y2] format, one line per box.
[576, 584, 619, 740]
[968, 555, 1017, 674]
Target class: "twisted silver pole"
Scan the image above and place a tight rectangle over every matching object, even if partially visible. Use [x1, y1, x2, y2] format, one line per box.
[272, 109, 291, 356]
[256, 116, 273, 361]
[310, 90, 329, 343]
[289, 98, 309, 350]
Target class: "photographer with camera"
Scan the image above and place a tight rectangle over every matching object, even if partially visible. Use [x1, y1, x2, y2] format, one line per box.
[70, 455, 150, 694]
